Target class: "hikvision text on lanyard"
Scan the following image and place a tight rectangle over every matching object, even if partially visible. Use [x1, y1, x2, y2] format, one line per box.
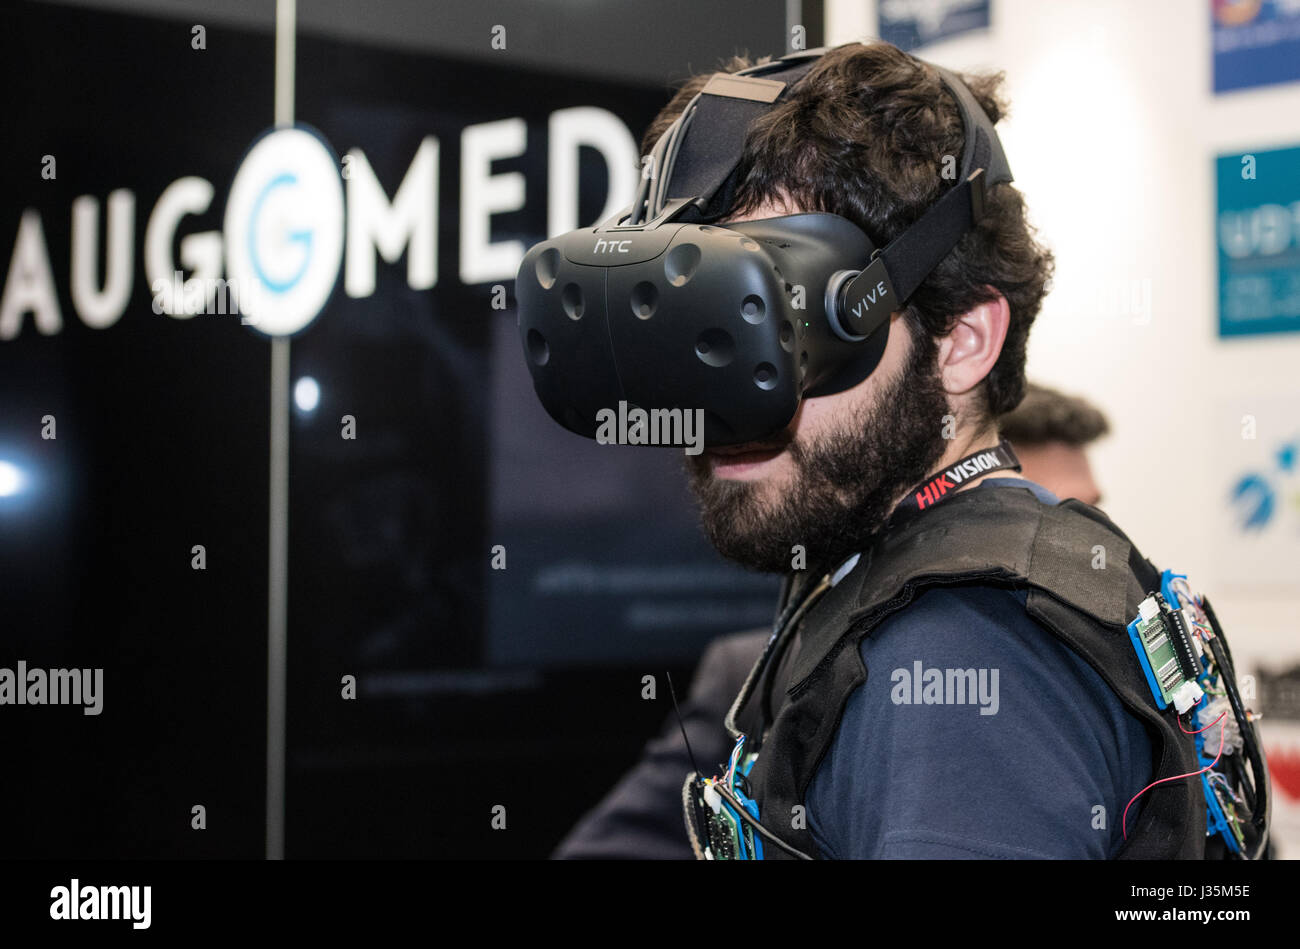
[898, 439, 1022, 515]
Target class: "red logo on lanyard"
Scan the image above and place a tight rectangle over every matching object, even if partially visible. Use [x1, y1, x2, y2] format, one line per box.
[914, 474, 955, 509]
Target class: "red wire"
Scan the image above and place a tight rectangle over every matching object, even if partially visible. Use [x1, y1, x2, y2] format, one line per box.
[1178, 711, 1225, 735]
[1122, 710, 1226, 840]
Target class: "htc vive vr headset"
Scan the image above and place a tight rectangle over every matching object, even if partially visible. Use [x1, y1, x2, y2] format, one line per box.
[516, 46, 1014, 447]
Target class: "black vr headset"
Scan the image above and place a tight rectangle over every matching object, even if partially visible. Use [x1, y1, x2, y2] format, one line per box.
[516, 45, 1014, 447]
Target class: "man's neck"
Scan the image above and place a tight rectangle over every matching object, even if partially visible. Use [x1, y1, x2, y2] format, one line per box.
[794, 429, 1021, 584]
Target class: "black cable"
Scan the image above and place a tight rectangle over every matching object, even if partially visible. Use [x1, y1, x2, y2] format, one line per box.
[666, 669, 703, 780]
[709, 781, 814, 860]
[1227, 753, 1256, 814]
[666, 670, 719, 858]
[1201, 596, 1270, 859]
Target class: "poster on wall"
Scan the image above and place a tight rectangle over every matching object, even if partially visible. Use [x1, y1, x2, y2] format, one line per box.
[1216, 144, 1300, 338]
[877, 0, 990, 52]
[1212, 394, 1300, 590]
[1212, 0, 1300, 93]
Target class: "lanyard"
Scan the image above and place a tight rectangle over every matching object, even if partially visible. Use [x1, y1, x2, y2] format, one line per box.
[888, 437, 1022, 525]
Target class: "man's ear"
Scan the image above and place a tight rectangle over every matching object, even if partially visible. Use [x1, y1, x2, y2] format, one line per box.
[935, 291, 1010, 396]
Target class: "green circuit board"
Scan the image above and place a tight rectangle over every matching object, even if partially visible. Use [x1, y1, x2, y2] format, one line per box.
[1133, 609, 1187, 706]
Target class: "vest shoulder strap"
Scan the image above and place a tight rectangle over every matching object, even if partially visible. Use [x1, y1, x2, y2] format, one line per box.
[787, 485, 1138, 692]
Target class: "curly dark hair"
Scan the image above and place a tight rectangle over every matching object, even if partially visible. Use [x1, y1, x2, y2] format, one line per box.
[641, 41, 1055, 427]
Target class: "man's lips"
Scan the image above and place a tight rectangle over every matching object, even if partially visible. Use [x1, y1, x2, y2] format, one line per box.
[704, 441, 788, 476]
[707, 441, 786, 458]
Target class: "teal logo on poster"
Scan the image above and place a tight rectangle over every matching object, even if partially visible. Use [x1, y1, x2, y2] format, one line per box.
[1231, 435, 1300, 530]
[1216, 144, 1300, 337]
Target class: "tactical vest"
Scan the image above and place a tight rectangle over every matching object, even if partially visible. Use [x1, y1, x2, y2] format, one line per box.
[740, 484, 1206, 860]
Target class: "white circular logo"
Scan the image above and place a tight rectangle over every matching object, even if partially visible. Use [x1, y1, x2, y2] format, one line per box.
[225, 126, 344, 336]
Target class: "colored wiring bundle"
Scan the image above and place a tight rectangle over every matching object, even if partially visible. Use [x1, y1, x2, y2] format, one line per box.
[1121, 574, 1268, 858]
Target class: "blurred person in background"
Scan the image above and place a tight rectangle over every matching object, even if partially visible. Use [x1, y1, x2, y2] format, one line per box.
[998, 382, 1108, 507]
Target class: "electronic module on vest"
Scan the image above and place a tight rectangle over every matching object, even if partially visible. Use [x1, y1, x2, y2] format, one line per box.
[1125, 570, 1270, 858]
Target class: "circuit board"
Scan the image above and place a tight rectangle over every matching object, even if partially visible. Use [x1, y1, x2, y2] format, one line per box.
[1132, 608, 1187, 707]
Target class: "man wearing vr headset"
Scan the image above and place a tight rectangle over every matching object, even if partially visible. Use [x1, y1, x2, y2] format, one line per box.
[661, 43, 1158, 861]
[520, 41, 1264, 859]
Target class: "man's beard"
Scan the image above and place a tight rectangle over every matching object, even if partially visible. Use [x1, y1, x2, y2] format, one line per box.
[684, 326, 951, 574]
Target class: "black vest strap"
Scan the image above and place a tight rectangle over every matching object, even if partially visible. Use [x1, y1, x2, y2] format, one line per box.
[784, 486, 1134, 693]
